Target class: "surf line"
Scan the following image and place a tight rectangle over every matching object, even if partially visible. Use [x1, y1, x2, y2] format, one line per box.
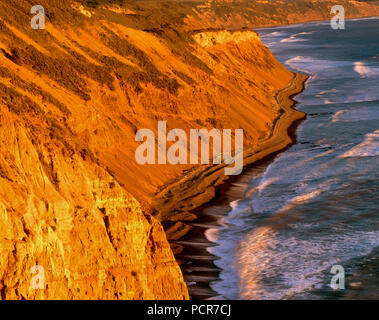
[135, 120, 244, 175]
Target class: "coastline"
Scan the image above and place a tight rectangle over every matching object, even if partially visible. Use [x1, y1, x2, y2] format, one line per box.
[192, 15, 379, 35]
[152, 72, 309, 298]
[1, 0, 377, 301]
[253, 15, 379, 30]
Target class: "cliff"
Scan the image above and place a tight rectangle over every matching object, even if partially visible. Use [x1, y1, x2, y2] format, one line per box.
[0, 0, 195, 300]
[185, 0, 379, 30]
[0, 0, 339, 299]
[0, 117, 187, 299]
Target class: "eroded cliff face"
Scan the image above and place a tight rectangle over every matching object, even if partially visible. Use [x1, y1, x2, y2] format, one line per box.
[0, 0, 298, 299]
[185, 0, 379, 30]
[0, 111, 188, 299]
[0, 0, 194, 300]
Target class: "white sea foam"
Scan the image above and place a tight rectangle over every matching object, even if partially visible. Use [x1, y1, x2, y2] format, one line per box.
[229, 199, 239, 211]
[236, 179, 378, 299]
[275, 184, 329, 214]
[286, 56, 373, 79]
[285, 56, 349, 74]
[340, 129, 379, 158]
[317, 88, 337, 96]
[237, 229, 379, 299]
[205, 228, 219, 243]
[285, 56, 310, 74]
[280, 31, 314, 43]
[285, 56, 304, 64]
[266, 31, 284, 36]
[354, 61, 379, 78]
[245, 177, 278, 198]
[332, 110, 348, 122]
[331, 107, 379, 123]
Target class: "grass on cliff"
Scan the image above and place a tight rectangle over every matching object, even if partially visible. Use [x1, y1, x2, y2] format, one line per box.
[0, 0, 209, 98]
[204, 0, 379, 26]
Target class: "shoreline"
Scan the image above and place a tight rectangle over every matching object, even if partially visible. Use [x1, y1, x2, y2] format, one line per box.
[253, 15, 379, 31]
[153, 72, 309, 299]
[190, 16, 379, 34]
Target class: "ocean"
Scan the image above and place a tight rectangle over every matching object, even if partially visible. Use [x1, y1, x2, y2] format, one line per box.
[205, 17, 379, 300]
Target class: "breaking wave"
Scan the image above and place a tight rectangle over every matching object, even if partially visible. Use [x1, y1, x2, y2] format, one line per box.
[340, 129, 379, 158]
[353, 61, 379, 78]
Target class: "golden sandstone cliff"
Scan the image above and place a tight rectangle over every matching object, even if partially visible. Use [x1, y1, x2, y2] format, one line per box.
[0, 0, 378, 300]
[186, 0, 379, 30]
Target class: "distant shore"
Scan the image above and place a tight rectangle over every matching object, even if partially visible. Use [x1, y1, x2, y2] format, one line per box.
[152, 71, 309, 297]
[253, 15, 379, 30]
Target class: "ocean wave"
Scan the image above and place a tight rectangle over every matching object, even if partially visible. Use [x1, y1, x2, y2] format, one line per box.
[339, 129, 379, 158]
[317, 88, 338, 97]
[285, 56, 378, 80]
[237, 229, 379, 299]
[353, 61, 379, 78]
[265, 31, 284, 37]
[285, 56, 310, 73]
[274, 183, 330, 214]
[284, 56, 350, 74]
[280, 31, 314, 43]
[264, 42, 279, 46]
[285, 56, 304, 64]
[331, 107, 379, 123]
[331, 110, 348, 123]
[245, 177, 278, 198]
[205, 228, 219, 243]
